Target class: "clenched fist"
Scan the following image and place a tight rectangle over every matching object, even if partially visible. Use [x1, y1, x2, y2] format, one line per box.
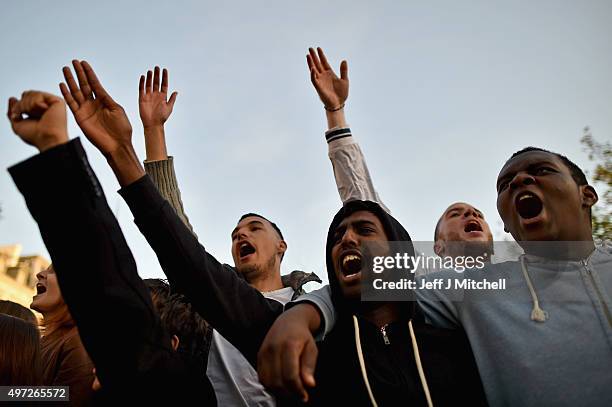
[7, 91, 69, 151]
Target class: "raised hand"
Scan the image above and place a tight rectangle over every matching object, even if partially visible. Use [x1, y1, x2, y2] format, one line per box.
[7, 91, 68, 151]
[60, 60, 133, 156]
[307, 47, 349, 110]
[138, 67, 177, 161]
[60, 60, 143, 187]
[139, 66, 178, 129]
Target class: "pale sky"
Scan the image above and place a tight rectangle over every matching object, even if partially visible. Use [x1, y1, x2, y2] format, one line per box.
[1, 0, 610, 286]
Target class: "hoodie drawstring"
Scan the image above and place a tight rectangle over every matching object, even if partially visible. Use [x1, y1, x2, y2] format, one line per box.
[520, 255, 548, 322]
[353, 315, 379, 407]
[352, 315, 434, 407]
[408, 319, 433, 407]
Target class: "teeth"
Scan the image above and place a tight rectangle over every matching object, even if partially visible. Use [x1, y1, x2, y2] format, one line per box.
[343, 254, 360, 266]
[519, 194, 533, 201]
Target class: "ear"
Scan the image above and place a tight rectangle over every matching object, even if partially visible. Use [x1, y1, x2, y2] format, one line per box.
[580, 185, 598, 209]
[277, 240, 287, 257]
[171, 334, 180, 351]
[434, 240, 444, 256]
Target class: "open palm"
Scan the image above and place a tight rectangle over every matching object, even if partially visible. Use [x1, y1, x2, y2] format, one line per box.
[307, 47, 349, 109]
[60, 60, 132, 155]
[139, 66, 177, 128]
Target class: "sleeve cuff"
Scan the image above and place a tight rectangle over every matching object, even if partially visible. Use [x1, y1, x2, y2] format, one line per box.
[118, 175, 165, 218]
[287, 286, 335, 341]
[325, 127, 352, 143]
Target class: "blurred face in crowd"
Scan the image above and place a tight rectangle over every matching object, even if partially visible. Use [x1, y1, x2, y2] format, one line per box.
[496, 150, 597, 243]
[30, 265, 64, 314]
[231, 216, 287, 281]
[331, 211, 390, 300]
[434, 202, 494, 258]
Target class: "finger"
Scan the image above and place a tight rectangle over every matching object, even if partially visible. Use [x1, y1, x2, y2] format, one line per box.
[7, 97, 19, 121]
[308, 47, 322, 73]
[317, 47, 332, 70]
[138, 75, 145, 101]
[340, 60, 349, 81]
[59, 83, 79, 114]
[281, 342, 308, 401]
[81, 61, 115, 105]
[258, 345, 283, 393]
[62, 66, 84, 105]
[310, 67, 319, 86]
[306, 54, 314, 71]
[300, 339, 318, 389]
[12, 119, 37, 139]
[145, 70, 153, 94]
[161, 68, 169, 94]
[72, 59, 93, 100]
[19, 92, 47, 117]
[167, 91, 178, 108]
[153, 66, 161, 93]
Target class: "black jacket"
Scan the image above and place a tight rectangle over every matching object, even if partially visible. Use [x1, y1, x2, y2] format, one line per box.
[8, 139, 216, 404]
[118, 171, 293, 366]
[309, 201, 487, 406]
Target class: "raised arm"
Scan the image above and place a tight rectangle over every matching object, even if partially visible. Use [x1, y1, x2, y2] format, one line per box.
[6, 90, 170, 390]
[308, 47, 389, 212]
[138, 67, 195, 234]
[60, 60, 282, 365]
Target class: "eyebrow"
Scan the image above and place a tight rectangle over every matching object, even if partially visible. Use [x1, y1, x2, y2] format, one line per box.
[231, 220, 265, 237]
[335, 219, 378, 234]
[497, 160, 560, 188]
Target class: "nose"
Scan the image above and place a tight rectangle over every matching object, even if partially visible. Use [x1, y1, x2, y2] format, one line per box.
[339, 227, 359, 248]
[463, 208, 479, 220]
[509, 172, 535, 190]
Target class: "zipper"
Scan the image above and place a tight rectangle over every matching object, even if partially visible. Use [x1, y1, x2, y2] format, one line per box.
[380, 324, 390, 345]
[583, 259, 612, 328]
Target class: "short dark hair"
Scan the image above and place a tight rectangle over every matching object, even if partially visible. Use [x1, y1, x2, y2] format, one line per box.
[239, 213, 284, 240]
[508, 147, 588, 186]
[144, 279, 209, 365]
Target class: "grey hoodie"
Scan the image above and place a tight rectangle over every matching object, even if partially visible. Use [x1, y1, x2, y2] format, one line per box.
[416, 246, 612, 406]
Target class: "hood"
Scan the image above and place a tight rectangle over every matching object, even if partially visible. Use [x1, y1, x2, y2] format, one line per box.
[325, 200, 416, 317]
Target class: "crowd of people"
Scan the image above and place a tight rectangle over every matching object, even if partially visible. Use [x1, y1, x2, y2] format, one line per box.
[1, 47, 610, 406]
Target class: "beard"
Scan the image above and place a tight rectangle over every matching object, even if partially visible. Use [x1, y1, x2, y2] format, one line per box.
[236, 253, 277, 283]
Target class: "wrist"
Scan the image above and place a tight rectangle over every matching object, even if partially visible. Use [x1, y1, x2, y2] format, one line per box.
[106, 144, 146, 187]
[325, 108, 347, 130]
[143, 125, 168, 161]
[37, 132, 69, 152]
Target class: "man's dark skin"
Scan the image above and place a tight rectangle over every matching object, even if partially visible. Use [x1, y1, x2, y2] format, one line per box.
[496, 150, 598, 259]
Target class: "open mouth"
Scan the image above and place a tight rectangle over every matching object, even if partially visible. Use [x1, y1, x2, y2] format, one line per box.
[515, 192, 543, 219]
[464, 221, 483, 233]
[238, 242, 256, 258]
[36, 283, 47, 295]
[341, 253, 362, 277]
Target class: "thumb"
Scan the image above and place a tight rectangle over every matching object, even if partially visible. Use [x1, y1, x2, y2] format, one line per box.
[168, 91, 178, 108]
[340, 60, 348, 81]
[300, 338, 318, 389]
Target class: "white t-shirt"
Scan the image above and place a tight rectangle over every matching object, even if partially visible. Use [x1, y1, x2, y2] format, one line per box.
[206, 286, 294, 406]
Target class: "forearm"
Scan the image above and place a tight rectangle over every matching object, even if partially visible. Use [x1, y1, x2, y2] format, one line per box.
[143, 125, 168, 161]
[326, 130, 390, 213]
[287, 285, 336, 340]
[8, 139, 162, 386]
[119, 176, 283, 365]
[144, 157, 196, 236]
